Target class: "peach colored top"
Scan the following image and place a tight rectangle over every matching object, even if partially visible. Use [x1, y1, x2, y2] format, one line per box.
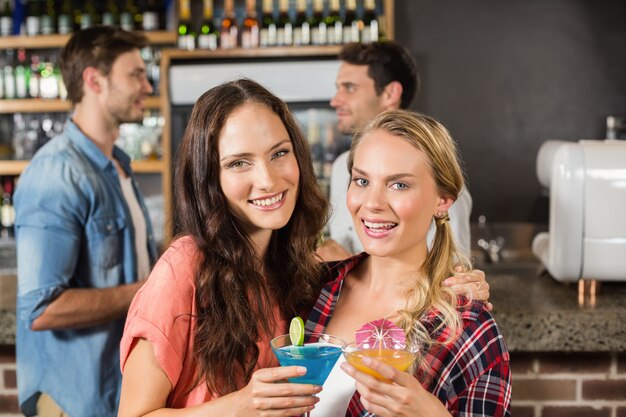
[120, 236, 284, 407]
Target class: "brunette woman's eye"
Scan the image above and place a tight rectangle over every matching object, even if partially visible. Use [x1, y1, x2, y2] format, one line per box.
[228, 160, 249, 169]
[272, 149, 289, 159]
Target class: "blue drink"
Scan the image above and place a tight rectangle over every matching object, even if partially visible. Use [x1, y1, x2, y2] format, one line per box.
[274, 343, 343, 385]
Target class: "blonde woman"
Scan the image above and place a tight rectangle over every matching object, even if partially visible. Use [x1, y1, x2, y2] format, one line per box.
[307, 110, 511, 417]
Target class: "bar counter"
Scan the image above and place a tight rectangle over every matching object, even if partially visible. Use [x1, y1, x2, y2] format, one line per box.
[2, 264, 626, 350]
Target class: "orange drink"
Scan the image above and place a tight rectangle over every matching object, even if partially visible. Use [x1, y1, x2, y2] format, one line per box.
[343, 341, 418, 382]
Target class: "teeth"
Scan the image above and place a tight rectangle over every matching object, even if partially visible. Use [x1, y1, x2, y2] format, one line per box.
[363, 220, 396, 230]
[251, 193, 284, 207]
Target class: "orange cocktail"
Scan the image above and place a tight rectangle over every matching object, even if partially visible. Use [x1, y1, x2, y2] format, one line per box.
[343, 342, 418, 382]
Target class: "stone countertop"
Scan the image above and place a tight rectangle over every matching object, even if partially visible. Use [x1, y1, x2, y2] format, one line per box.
[2, 267, 626, 351]
[487, 265, 626, 352]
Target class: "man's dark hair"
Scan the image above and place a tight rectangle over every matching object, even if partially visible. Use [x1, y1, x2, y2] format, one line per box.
[339, 41, 420, 109]
[60, 26, 148, 104]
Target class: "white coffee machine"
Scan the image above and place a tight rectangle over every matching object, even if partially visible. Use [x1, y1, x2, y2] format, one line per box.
[532, 139, 626, 282]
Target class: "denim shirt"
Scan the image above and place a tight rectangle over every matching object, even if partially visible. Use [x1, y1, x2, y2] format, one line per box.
[14, 121, 158, 417]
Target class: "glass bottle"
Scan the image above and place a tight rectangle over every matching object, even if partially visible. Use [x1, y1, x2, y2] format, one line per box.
[120, 0, 139, 31]
[275, 0, 292, 46]
[2, 49, 15, 99]
[80, 0, 100, 30]
[28, 53, 40, 99]
[40, 0, 56, 34]
[219, 0, 238, 50]
[57, 0, 73, 34]
[177, 0, 195, 50]
[325, 0, 342, 45]
[142, 0, 159, 32]
[292, 0, 309, 46]
[102, 0, 119, 27]
[198, 0, 218, 50]
[361, 0, 378, 43]
[1, 177, 16, 240]
[342, 0, 359, 43]
[25, 0, 41, 36]
[0, 0, 12, 37]
[14, 49, 29, 99]
[259, 0, 276, 48]
[240, 0, 259, 49]
[310, 0, 326, 45]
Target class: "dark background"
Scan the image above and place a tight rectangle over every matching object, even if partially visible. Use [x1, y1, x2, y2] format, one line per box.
[394, 0, 626, 223]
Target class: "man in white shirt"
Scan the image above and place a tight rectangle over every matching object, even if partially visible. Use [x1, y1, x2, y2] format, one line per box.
[318, 41, 473, 260]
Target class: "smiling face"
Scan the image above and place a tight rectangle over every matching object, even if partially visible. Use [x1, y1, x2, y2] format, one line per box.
[347, 129, 451, 260]
[330, 63, 390, 135]
[218, 102, 300, 248]
[100, 49, 153, 124]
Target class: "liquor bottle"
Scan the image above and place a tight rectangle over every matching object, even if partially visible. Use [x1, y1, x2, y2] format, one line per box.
[310, 0, 326, 45]
[198, 0, 218, 50]
[57, 0, 73, 34]
[25, 0, 42, 36]
[80, 0, 100, 29]
[219, 0, 238, 50]
[361, 0, 378, 43]
[259, 0, 276, 48]
[2, 50, 15, 99]
[40, 0, 56, 35]
[120, 0, 139, 31]
[275, 0, 292, 46]
[0, 0, 13, 37]
[39, 56, 59, 99]
[0, 177, 16, 240]
[342, 0, 359, 43]
[325, 0, 342, 45]
[28, 54, 40, 98]
[14, 49, 30, 99]
[240, 0, 259, 49]
[292, 0, 309, 46]
[142, 0, 159, 32]
[177, 0, 195, 50]
[101, 0, 119, 27]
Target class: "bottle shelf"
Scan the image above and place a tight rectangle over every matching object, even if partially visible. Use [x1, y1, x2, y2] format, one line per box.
[161, 45, 343, 61]
[0, 31, 177, 50]
[0, 96, 161, 114]
[0, 159, 165, 176]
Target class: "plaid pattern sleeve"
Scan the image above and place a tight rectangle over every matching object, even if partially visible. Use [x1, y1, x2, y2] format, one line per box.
[306, 255, 511, 417]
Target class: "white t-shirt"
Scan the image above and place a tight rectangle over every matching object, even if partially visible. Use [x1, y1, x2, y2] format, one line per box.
[119, 176, 151, 280]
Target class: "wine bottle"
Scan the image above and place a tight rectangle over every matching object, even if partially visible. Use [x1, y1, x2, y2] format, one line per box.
[2, 49, 15, 99]
[310, 0, 326, 45]
[25, 0, 41, 36]
[0, 0, 12, 37]
[219, 0, 238, 50]
[101, 0, 119, 27]
[275, 0, 292, 46]
[259, 0, 276, 48]
[292, 0, 309, 46]
[142, 0, 160, 32]
[342, 0, 359, 43]
[177, 0, 195, 50]
[80, 0, 100, 30]
[1, 177, 16, 240]
[198, 0, 218, 50]
[120, 0, 139, 31]
[240, 0, 259, 49]
[14, 49, 29, 99]
[28, 53, 40, 98]
[57, 0, 73, 34]
[361, 0, 378, 43]
[38, 0, 56, 34]
[325, 0, 342, 45]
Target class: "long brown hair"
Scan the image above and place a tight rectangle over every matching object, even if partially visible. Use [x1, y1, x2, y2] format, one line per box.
[348, 110, 469, 373]
[173, 79, 329, 395]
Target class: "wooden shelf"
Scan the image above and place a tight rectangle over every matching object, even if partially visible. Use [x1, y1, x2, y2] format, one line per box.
[0, 96, 161, 114]
[0, 31, 177, 50]
[0, 159, 164, 176]
[162, 45, 343, 61]
[0, 160, 28, 176]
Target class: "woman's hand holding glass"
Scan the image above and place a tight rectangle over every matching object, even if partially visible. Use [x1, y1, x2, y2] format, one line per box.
[340, 357, 452, 417]
[233, 365, 321, 417]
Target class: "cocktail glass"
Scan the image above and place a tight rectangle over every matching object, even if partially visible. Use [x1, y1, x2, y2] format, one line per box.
[343, 340, 419, 383]
[270, 332, 346, 417]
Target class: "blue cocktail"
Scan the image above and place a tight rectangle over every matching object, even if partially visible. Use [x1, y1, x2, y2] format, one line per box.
[270, 333, 346, 416]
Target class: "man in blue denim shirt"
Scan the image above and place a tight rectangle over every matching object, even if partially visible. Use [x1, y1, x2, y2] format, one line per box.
[14, 27, 158, 417]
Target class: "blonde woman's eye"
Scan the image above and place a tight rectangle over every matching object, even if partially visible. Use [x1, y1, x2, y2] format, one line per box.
[354, 178, 368, 187]
[391, 182, 408, 190]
